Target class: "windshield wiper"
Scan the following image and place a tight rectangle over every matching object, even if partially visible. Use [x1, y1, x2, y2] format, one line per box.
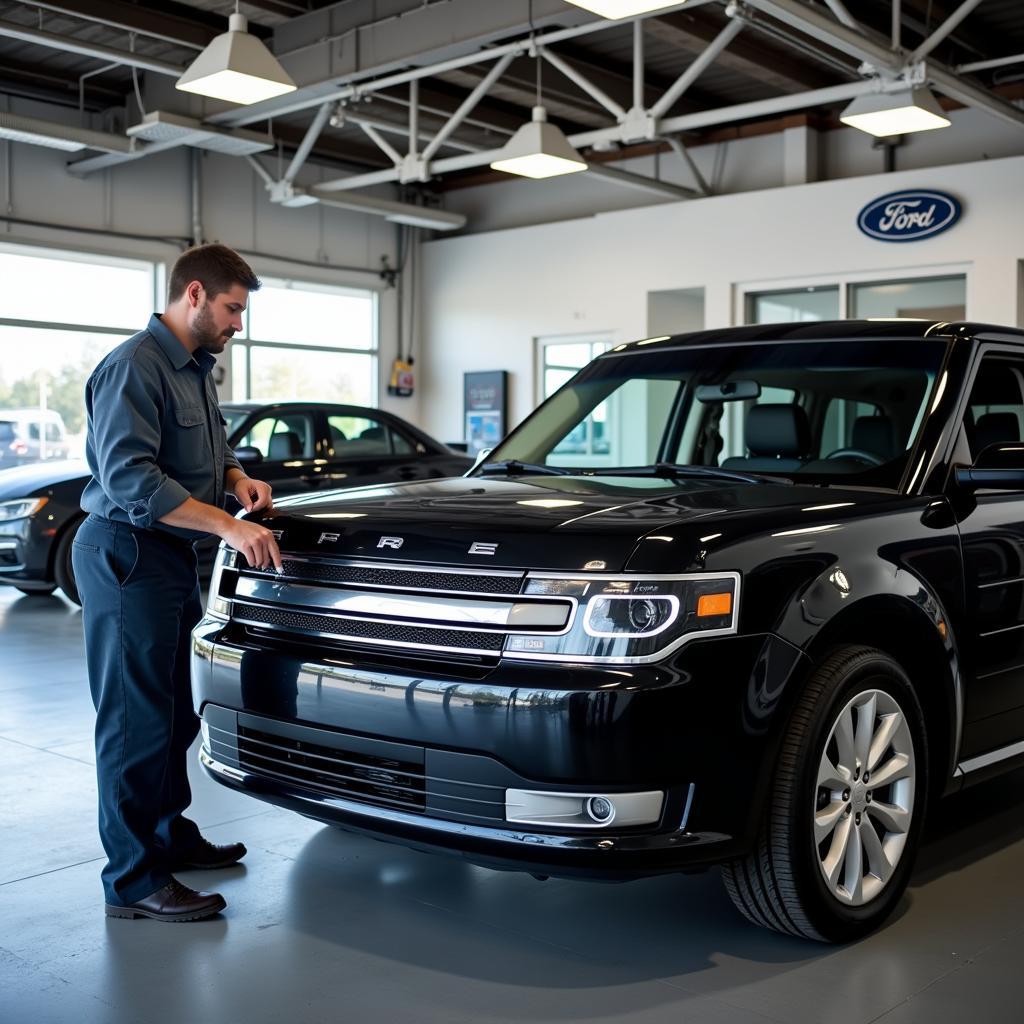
[477, 459, 573, 477]
[593, 463, 789, 485]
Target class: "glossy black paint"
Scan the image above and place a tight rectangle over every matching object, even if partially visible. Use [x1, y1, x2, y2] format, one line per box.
[0, 401, 471, 597]
[191, 321, 1024, 878]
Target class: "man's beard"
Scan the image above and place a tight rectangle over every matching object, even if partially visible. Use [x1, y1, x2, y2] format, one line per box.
[191, 302, 233, 353]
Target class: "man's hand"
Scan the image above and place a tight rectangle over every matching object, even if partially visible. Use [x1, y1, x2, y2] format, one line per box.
[221, 518, 283, 572]
[233, 475, 274, 513]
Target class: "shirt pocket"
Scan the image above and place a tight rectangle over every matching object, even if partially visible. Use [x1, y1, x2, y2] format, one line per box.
[174, 404, 208, 463]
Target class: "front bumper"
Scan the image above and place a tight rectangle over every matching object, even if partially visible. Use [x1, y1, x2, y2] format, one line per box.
[191, 618, 806, 877]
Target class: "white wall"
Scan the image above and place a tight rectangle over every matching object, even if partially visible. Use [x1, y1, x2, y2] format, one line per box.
[0, 95, 421, 423]
[419, 153, 1024, 444]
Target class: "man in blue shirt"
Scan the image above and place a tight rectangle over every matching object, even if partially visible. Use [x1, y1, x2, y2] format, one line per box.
[75, 244, 282, 922]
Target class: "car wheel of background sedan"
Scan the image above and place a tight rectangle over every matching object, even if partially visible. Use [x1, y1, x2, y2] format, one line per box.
[54, 517, 84, 606]
[15, 585, 57, 596]
[721, 645, 927, 942]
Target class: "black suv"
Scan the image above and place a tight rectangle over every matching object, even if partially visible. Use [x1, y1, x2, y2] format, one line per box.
[192, 321, 1024, 942]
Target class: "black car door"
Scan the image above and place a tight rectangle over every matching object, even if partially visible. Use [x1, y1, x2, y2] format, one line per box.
[230, 407, 322, 501]
[957, 353, 1024, 759]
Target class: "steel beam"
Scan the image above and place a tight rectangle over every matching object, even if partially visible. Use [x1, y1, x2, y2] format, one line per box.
[0, 18, 185, 76]
[283, 101, 333, 184]
[540, 48, 628, 122]
[585, 163, 699, 200]
[650, 18, 744, 120]
[911, 0, 987, 64]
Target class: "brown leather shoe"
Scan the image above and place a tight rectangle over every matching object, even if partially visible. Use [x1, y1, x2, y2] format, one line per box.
[170, 838, 247, 870]
[105, 879, 226, 922]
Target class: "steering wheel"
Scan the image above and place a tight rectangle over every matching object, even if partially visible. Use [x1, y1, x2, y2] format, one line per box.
[824, 447, 884, 466]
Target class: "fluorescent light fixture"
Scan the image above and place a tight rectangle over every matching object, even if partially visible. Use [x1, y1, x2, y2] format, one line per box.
[562, 0, 685, 16]
[839, 86, 951, 137]
[127, 111, 273, 155]
[176, 11, 296, 105]
[490, 106, 587, 179]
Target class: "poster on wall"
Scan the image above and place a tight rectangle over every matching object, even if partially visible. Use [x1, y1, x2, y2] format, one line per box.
[464, 371, 507, 456]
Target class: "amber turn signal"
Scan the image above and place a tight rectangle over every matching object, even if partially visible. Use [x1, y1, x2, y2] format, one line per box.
[697, 592, 732, 618]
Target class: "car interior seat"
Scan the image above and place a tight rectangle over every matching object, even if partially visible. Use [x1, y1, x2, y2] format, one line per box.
[851, 415, 896, 461]
[973, 411, 1021, 451]
[268, 431, 303, 460]
[720, 404, 811, 471]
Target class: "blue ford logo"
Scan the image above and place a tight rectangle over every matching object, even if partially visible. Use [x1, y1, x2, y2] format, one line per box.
[857, 189, 961, 242]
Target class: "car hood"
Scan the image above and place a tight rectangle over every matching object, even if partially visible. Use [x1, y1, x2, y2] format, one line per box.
[0, 460, 90, 499]
[259, 474, 901, 572]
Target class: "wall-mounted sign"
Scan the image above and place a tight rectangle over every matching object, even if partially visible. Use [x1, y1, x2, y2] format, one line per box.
[857, 189, 961, 243]
[464, 370, 507, 456]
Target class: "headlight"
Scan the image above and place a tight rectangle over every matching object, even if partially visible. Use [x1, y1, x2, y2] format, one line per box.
[504, 572, 738, 664]
[206, 543, 238, 621]
[0, 497, 49, 522]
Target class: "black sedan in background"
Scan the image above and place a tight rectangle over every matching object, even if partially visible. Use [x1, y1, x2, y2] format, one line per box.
[0, 401, 472, 604]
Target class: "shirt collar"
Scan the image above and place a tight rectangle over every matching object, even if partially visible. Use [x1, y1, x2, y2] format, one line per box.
[148, 313, 216, 377]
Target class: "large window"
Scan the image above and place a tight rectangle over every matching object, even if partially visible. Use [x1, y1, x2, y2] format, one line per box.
[0, 244, 159, 463]
[537, 335, 611, 462]
[230, 279, 377, 406]
[744, 271, 967, 324]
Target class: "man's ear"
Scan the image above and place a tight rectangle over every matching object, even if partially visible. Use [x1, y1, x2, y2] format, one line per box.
[187, 281, 204, 308]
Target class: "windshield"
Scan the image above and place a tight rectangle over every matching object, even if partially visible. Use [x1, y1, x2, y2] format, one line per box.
[483, 338, 948, 488]
[223, 407, 253, 438]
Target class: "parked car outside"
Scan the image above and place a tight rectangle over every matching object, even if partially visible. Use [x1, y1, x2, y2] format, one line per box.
[0, 409, 70, 467]
[194, 320, 1024, 942]
[0, 401, 471, 604]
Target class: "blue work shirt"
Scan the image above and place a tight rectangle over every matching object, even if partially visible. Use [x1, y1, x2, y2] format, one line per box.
[81, 313, 242, 541]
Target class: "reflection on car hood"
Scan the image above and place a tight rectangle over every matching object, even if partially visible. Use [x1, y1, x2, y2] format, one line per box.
[0, 460, 90, 499]
[258, 474, 900, 572]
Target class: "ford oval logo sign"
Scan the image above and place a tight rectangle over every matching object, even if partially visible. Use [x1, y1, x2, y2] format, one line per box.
[857, 189, 961, 242]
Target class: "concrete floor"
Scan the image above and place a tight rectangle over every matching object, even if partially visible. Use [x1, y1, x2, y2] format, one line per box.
[2, 588, 1024, 1024]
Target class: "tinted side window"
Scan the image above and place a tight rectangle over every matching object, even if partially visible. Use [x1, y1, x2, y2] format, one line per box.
[967, 359, 1024, 457]
[237, 413, 315, 460]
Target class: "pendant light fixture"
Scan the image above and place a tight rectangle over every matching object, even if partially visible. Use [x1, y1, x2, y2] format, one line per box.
[176, 4, 296, 106]
[839, 84, 951, 137]
[562, 1, 687, 16]
[490, 45, 587, 179]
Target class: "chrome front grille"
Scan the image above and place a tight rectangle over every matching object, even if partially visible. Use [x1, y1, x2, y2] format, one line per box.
[224, 556, 574, 659]
[254, 559, 523, 595]
[236, 602, 505, 653]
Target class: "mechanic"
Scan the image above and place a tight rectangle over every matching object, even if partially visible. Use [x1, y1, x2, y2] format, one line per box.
[74, 243, 282, 922]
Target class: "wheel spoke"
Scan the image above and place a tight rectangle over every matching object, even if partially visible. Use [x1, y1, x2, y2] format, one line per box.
[866, 798, 910, 836]
[854, 693, 877, 772]
[823, 814, 854, 891]
[833, 705, 857, 775]
[815, 801, 847, 845]
[844, 824, 865, 903]
[817, 750, 851, 791]
[867, 712, 902, 771]
[869, 751, 912, 789]
[859, 818, 894, 884]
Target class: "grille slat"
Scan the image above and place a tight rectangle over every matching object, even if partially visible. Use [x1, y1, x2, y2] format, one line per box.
[238, 726, 426, 812]
[247, 559, 523, 595]
[235, 601, 504, 652]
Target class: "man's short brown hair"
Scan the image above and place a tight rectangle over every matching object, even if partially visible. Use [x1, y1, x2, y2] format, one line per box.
[168, 243, 261, 303]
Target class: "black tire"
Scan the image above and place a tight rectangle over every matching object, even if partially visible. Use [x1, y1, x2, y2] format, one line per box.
[15, 585, 57, 596]
[54, 517, 84, 606]
[721, 645, 928, 942]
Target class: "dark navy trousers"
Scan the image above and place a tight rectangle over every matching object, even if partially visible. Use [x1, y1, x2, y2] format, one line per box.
[72, 514, 203, 905]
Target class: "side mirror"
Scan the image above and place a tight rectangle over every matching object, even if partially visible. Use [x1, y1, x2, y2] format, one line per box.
[955, 443, 1024, 491]
[234, 445, 263, 464]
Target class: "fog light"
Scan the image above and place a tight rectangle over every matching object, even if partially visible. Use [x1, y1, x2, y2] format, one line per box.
[506, 788, 663, 828]
[586, 796, 615, 824]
